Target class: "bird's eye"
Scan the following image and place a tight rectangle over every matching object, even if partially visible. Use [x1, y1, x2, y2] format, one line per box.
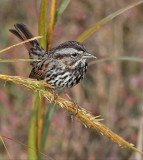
[71, 53, 78, 57]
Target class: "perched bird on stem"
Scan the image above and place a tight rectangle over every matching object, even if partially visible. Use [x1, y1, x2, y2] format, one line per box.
[9, 23, 96, 90]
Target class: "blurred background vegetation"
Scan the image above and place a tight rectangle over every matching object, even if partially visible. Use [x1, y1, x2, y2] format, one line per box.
[0, 0, 143, 159]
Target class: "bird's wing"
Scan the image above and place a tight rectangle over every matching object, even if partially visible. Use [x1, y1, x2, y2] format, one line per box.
[29, 59, 51, 80]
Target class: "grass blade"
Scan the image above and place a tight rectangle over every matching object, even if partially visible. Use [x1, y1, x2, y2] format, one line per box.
[0, 134, 50, 159]
[28, 90, 39, 160]
[38, 1, 49, 158]
[0, 36, 42, 54]
[76, 0, 143, 42]
[40, 103, 56, 158]
[47, 0, 57, 50]
[0, 59, 40, 62]
[37, 92, 46, 156]
[0, 136, 12, 160]
[55, 0, 71, 23]
[39, 0, 48, 49]
[89, 56, 143, 65]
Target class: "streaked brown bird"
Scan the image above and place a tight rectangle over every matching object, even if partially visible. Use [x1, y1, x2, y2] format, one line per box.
[9, 23, 96, 90]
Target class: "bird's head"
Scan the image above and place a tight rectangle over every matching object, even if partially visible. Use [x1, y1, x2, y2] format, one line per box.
[50, 41, 96, 68]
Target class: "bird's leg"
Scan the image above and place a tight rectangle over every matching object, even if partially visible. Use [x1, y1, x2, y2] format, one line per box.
[65, 93, 79, 115]
[51, 89, 57, 103]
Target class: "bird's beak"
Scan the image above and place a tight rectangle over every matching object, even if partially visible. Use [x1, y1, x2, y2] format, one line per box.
[82, 51, 97, 59]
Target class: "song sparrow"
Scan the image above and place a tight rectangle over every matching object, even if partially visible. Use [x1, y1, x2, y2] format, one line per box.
[9, 23, 96, 90]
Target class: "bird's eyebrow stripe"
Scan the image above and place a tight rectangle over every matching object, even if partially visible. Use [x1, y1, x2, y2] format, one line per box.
[55, 54, 71, 59]
[56, 48, 83, 54]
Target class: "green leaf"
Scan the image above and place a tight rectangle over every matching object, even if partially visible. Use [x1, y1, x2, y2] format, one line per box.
[76, 0, 143, 42]
[55, 0, 70, 23]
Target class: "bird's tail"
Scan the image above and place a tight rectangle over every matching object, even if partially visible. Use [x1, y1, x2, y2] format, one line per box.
[9, 23, 47, 64]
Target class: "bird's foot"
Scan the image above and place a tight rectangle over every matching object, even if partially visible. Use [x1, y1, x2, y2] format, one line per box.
[46, 87, 57, 103]
[65, 93, 79, 116]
